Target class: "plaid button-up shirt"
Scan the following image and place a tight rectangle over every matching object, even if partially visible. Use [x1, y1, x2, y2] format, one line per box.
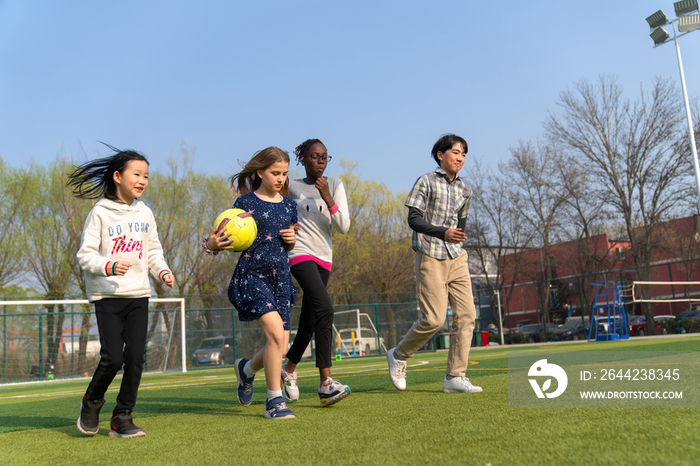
[405, 167, 472, 260]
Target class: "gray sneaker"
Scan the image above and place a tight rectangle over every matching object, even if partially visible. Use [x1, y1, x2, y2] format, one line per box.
[281, 368, 299, 402]
[387, 348, 407, 390]
[442, 376, 483, 393]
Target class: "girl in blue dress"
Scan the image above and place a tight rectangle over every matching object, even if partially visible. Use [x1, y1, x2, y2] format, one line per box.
[204, 147, 298, 419]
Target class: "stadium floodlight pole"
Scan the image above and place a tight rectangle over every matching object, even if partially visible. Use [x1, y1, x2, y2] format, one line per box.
[647, 2, 700, 231]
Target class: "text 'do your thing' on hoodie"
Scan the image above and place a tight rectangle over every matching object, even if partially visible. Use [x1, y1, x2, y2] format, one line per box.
[77, 198, 171, 302]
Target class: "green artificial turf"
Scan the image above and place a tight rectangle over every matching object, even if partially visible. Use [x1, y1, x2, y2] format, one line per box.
[1, 336, 699, 465]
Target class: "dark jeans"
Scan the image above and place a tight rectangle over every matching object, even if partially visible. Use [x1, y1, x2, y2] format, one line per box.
[287, 261, 334, 369]
[84, 297, 149, 416]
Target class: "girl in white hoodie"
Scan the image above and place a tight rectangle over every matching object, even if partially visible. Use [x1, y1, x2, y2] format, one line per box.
[68, 147, 174, 438]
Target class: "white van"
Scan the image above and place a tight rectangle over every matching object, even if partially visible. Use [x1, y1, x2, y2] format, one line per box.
[62, 340, 101, 356]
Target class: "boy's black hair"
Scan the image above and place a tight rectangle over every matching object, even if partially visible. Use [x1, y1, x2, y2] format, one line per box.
[431, 134, 468, 165]
[293, 138, 324, 164]
[66, 143, 149, 200]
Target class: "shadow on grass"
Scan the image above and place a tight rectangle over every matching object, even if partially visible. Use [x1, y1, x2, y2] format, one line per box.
[0, 416, 77, 434]
[0, 395, 258, 435]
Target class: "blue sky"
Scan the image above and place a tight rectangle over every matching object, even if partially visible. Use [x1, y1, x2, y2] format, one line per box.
[1, 1, 698, 194]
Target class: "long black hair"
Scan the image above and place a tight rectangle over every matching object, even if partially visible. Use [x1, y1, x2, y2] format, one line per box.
[66, 144, 149, 200]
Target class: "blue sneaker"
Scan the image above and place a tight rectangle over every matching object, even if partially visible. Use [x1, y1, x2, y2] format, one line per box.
[263, 396, 295, 419]
[234, 358, 255, 406]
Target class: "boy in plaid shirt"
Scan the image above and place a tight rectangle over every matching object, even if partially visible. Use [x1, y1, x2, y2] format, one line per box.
[387, 134, 482, 394]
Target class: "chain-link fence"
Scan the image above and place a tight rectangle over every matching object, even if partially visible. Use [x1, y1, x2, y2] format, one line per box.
[1, 290, 506, 384]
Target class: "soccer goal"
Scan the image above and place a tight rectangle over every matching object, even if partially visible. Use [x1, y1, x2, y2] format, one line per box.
[0, 298, 186, 383]
[332, 309, 388, 357]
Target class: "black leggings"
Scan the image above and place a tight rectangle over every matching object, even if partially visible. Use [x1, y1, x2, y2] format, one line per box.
[84, 297, 149, 416]
[287, 261, 334, 368]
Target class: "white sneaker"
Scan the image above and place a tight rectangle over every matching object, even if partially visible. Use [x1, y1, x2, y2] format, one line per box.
[318, 377, 351, 407]
[281, 367, 299, 402]
[442, 376, 483, 393]
[387, 348, 407, 391]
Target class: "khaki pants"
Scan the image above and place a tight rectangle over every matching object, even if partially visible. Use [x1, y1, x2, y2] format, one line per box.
[395, 251, 476, 377]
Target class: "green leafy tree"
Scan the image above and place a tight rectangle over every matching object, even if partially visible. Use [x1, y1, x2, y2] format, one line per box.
[20, 160, 77, 372]
[142, 144, 239, 366]
[60, 152, 97, 374]
[0, 158, 30, 287]
[331, 161, 414, 347]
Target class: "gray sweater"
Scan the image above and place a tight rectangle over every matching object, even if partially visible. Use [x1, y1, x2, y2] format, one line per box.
[288, 177, 350, 266]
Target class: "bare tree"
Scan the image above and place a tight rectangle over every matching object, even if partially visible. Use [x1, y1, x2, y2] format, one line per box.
[464, 158, 534, 329]
[502, 140, 570, 340]
[654, 217, 700, 314]
[555, 152, 625, 319]
[545, 75, 696, 333]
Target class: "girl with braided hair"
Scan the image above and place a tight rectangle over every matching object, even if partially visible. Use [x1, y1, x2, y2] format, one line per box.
[281, 138, 352, 407]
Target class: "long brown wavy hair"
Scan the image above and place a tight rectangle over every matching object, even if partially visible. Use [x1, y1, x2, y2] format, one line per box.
[229, 146, 291, 197]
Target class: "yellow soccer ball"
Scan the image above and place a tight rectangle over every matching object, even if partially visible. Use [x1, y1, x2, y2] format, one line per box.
[214, 208, 257, 252]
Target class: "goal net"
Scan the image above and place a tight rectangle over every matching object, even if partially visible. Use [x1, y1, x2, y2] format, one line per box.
[631, 281, 700, 304]
[0, 298, 186, 384]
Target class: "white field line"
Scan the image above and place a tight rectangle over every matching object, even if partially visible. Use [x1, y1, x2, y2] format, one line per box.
[469, 352, 509, 359]
[0, 361, 430, 400]
[293, 360, 429, 379]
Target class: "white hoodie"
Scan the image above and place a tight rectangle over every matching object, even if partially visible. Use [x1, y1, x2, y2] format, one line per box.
[77, 198, 171, 302]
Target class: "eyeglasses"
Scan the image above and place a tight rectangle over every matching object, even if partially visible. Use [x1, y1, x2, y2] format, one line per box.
[306, 155, 332, 162]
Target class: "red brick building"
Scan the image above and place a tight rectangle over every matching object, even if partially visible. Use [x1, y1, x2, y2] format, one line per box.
[497, 215, 700, 328]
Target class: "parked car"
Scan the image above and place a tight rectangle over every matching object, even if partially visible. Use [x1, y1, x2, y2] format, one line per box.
[594, 316, 627, 335]
[337, 328, 385, 355]
[654, 315, 675, 323]
[628, 315, 665, 336]
[677, 310, 700, 320]
[553, 319, 588, 341]
[191, 336, 234, 366]
[519, 323, 558, 343]
[654, 315, 672, 335]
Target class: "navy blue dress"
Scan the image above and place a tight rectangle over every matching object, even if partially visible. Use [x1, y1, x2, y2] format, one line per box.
[227, 192, 298, 330]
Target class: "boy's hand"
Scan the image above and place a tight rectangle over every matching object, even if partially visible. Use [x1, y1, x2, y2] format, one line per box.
[207, 226, 234, 250]
[163, 273, 175, 289]
[444, 228, 467, 244]
[113, 261, 132, 275]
